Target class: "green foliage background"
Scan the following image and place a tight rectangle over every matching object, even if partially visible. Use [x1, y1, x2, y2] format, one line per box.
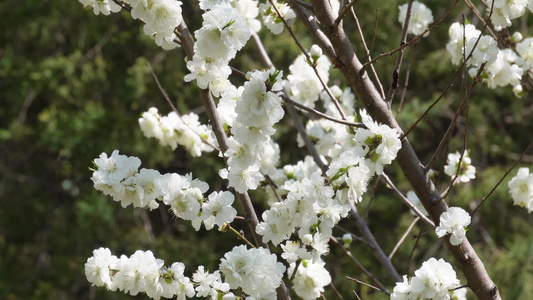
[1, 0, 532, 299]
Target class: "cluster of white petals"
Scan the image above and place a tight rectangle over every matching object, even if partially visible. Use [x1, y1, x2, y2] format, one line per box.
[288, 259, 332, 299]
[79, 0, 121, 15]
[435, 207, 472, 245]
[138, 107, 217, 157]
[444, 150, 476, 183]
[487, 0, 533, 31]
[286, 45, 332, 109]
[508, 167, 533, 212]
[185, 1, 252, 96]
[391, 258, 465, 300]
[324, 109, 401, 204]
[219, 69, 284, 193]
[91, 150, 237, 230]
[219, 245, 286, 298]
[446, 22, 482, 65]
[296, 86, 357, 158]
[446, 22, 525, 96]
[256, 169, 348, 251]
[259, 0, 296, 35]
[398, 1, 434, 36]
[81, 0, 185, 49]
[85, 248, 195, 300]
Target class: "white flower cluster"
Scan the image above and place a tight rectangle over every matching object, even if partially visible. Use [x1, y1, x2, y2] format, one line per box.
[446, 22, 533, 96]
[219, 70, 285, 193]
[286, 45, 332, 109]
[288, 259, 332, 299]
[508, 167, 533, 212]
[295, 86, 357, 158]
[86, 245, 286, 299]
[219, 245, 286, 298]
[398, 1, 434, 36]
[199, 0, 261, 32]
[91, 150, 237, 230]
[79, 0, 121, 15]
[391, 258, 466, 300]
[85, 248, 196, 300]
[259, 0, 296, 35]
[435, 207, 471, 245]
[184, 1, 252, 96]
[327, 109, 402, 202]
[129, 0, 184, 50]
[444, 150, 476, 183]
[487, 0, 533, 31]
[256, 169, 348, 247]
[250, 110, 400, 299]
[79, 0, 184, 50]
[138, 107, 216, 157]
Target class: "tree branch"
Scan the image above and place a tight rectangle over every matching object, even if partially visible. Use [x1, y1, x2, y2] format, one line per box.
[298, 0, 501, 298]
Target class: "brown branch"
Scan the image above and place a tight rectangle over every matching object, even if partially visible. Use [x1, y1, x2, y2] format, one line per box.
[298, 0, 502, 298]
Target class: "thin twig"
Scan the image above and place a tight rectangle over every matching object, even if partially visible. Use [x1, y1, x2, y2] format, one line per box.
[334, 0, 357, 28]
[381, 173, 435, 227]
[471, 142, 533, 215]
[351, 8, 385, 99]
[406, 230, 422, 274]
[426, 65, 484, 171]
[396, 60, 411, 117]
[361, 0, 460, 72]
[348, 206, 402, 282]
[281, 95, 366, 128]
[330, 237, 390, 294]
[251, 31, 275, 69]
[389, 217, 420, 259]
[329, 281, 344, 300]
[145, 61, 220, 152]
[269, 0, 349, 121]
[385, 0, 413, 104]
[346, 276, 388, 294]
[285, 103, 329, 173]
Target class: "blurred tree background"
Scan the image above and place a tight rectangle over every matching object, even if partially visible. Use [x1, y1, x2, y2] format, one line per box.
[1, 0, 532, 299]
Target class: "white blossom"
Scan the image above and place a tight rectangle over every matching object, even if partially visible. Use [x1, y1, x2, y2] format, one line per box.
[219, 245, 286, 298]
[508, 167, 533, 212]
[444, 150, 476, 183]
[435, 207, 471, 246]
[289, 259, 331, 299]
[391, 258, 461, 299]
[398, 1, 434, 36]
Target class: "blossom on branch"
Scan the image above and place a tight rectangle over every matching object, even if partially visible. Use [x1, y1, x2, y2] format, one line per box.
[435, 207, 471, 246]
[398, 1, 434, 36]
[391, 258, 464, 300]
[444, 150, 476, 183]
[219, 245, 286, 298]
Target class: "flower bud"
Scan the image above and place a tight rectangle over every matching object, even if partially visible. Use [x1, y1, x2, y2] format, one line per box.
[512, 32, 523, 43]
[302, 234, 313, 245]
[513, 84, 523, 98]
[310, 44, 322, 63]
[222, 292, 237, 300]
[342, 233, 353, 248]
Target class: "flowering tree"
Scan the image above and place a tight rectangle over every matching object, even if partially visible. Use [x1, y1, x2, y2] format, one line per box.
[77, 0, 533, 299]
